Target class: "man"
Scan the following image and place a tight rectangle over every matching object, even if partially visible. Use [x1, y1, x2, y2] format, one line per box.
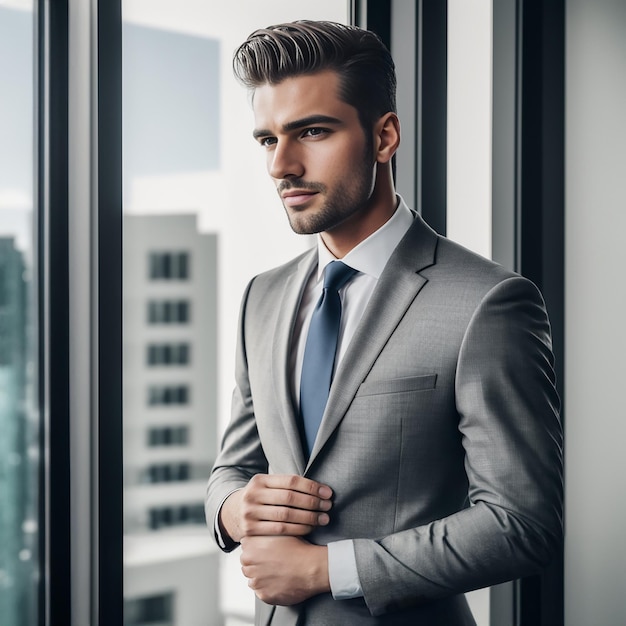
[206, 20, 562, 625]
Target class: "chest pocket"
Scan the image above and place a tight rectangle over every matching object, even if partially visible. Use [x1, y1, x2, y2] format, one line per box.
[356, 373, 437, 397]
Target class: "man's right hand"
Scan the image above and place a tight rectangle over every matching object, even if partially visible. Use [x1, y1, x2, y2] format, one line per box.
[219, 474, 333, 544]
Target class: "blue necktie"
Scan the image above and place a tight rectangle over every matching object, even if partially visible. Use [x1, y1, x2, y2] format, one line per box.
[300, 261, 358, 456]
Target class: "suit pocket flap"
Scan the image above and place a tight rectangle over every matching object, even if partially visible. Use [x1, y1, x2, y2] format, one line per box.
[356, 374, 437, 397]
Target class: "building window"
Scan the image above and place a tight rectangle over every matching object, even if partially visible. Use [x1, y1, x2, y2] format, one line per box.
[145, 462, 190, 484]
[147, 385, 189, 406]
[148, 504, 206, 530]
[125, 592, 174, 626]
[146, 342, 190, 366]
[147, 426, 189, 447]
[149, 251, 190, 280]
[147, 299, 190, 324]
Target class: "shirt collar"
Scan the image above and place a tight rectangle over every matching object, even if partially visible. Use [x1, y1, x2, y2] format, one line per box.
[316, 195, 414, 281]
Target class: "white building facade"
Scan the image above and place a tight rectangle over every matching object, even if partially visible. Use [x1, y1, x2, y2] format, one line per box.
[123, 213, 222, 626]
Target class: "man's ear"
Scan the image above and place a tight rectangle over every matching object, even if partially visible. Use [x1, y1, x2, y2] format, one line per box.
[374, 112, 401, 164]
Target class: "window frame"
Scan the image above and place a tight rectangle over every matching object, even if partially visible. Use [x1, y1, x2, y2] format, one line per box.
[39, 0, 72, 623]
[42, 0, 123, 623]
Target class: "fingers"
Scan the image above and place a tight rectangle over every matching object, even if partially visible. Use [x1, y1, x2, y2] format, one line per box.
[241, 518, 321, 538]
[241, 503, 329, 536]
[246, 474, 332, 512]
[251, 474, 333, 502]
[239, 473, 333, 538]
[239, 537, 331, 605]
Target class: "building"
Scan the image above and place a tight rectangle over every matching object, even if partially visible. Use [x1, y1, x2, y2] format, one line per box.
[123, 214, 221, 626]
[0, 236, 37, 626]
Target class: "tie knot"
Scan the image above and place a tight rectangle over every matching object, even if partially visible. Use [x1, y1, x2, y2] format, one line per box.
[323, 261, 358, 293]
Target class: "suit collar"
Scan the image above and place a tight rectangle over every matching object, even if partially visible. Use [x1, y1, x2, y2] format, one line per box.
[315, 197, 415, 281]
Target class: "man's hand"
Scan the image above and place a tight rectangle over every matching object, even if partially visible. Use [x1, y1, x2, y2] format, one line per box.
[240, 536, 330, 605]
[219, 474, 333, 543]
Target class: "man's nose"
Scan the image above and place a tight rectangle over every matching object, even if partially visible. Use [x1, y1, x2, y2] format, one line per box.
[268, 140, 305, 180]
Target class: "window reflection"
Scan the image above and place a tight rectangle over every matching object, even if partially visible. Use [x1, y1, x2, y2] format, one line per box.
[122, 3, 348, 625]
[0, 2, 38, 626]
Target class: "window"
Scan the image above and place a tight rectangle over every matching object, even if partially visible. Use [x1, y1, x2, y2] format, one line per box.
[147, 385, 189, 406]
[125, 592, 174, 626]
[149, 251, 190, 280]
[145, 462, 190, 484]
[0, 3, 39, 625]
[146, 342, 190, 366]
[147, 426, 189, 446]
[26, 0, 562, 622]
[148, 504, 205, 530]
[122, 3, 350, 625]
[147, 299, 190, 324]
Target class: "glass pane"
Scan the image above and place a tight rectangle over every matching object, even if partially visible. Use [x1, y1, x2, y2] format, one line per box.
[0, 2, 39, 626]
[121, 3, 349, 625]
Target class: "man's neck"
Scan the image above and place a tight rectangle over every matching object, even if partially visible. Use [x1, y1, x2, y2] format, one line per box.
[321, 184, 397, 259]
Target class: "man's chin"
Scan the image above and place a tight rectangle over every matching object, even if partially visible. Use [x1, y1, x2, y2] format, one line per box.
[288, 222, 320, 236]
[285, 212, 324, 236]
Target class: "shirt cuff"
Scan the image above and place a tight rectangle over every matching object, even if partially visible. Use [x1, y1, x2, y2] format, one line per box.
[327, 539, 363, 600]
[213, 488, 242, 552]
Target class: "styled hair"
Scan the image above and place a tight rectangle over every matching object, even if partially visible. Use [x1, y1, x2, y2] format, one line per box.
[233, 20, 396, 131]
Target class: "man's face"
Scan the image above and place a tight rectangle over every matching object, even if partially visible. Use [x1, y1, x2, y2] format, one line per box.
[252, 70, 375, 236]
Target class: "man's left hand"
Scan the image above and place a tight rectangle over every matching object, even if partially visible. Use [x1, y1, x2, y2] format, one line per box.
[240, 536, 330, 605]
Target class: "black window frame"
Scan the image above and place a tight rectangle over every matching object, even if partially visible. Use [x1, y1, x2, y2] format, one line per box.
[40, 0, 71, 623]
[42, 0, 123, 623]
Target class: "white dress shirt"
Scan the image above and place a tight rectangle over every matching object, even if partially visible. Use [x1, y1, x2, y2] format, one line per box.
[291, 198, 414, 599]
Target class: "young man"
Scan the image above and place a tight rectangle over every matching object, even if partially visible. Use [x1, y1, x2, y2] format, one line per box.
[206, 21, 563, 625]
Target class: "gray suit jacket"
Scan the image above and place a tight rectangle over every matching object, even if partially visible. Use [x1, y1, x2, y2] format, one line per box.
[206, 213, 563, 625]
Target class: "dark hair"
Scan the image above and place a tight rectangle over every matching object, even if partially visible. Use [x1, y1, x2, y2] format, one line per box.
[233, 20, 396, 131]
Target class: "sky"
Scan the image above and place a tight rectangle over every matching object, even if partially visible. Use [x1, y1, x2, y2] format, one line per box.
[0, 7, 32, 208]
[0, 6, 221, 252]
[0, 6, 33, 252]
[122, 23, 220, 180]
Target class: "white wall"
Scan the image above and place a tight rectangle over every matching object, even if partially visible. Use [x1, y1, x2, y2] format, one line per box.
[565, 1, 626, 624]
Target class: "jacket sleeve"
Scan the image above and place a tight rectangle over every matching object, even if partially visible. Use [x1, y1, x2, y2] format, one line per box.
[353, 276, 563, 616]
[205, 277, 269, 549]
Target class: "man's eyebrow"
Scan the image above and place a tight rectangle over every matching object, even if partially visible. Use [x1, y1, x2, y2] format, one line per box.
[252, 115, 343, 140]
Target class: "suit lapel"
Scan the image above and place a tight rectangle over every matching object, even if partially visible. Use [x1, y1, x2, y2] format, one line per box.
[272, 249, 317, 474]
[306, 214, 439, 468]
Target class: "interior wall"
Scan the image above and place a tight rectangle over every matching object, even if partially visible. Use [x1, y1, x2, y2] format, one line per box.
[565, 1, 626, 624]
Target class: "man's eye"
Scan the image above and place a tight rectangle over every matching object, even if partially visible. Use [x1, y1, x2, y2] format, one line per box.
[260, 137, 277, 147]
[303, 128, 328, 138]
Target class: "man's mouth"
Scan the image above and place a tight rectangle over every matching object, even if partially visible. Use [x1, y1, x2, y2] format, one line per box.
[281, 189, 319, 208]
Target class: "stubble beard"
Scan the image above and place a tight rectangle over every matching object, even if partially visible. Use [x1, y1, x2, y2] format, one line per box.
[281, 148, 375, 236]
